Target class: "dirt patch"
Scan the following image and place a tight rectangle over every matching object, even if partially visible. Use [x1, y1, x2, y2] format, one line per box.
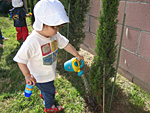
[78, 48, 150, 113]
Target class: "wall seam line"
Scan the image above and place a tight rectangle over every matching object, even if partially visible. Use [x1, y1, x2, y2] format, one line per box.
[119, 66, 150, 87]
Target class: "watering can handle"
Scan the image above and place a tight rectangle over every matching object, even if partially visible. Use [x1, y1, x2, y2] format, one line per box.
[80, 59, 84, 68]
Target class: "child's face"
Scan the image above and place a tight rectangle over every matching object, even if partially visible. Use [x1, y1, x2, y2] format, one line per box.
[39, 24, 61, 37]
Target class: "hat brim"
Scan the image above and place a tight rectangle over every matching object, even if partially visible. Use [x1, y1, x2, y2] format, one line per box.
[33, 12, 70, 31]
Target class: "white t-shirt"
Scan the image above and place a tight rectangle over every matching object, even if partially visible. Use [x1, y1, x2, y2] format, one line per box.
[13, 30, 69, 83]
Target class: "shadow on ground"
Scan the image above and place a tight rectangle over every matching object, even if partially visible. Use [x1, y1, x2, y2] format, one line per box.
[0, 42, 149, 113]
[0, 41, 25, 94]
[111, 85, 149, 113]
[58, 60, 149, 113]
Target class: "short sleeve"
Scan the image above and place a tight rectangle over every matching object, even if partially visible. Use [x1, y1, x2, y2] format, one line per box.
[57, 32, 69, 49]
[13, 43, 33, 64]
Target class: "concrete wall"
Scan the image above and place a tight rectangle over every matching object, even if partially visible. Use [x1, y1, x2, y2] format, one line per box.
[82, 0, 150, 92]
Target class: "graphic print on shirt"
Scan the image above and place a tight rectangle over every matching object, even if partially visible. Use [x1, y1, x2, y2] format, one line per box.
[43, 54, 53, 65]
[13, 14, 19, 21]
[41, 40, 58, 65]
[51, 40, 58, 52]
[41, 43, 51, 56]
[53, 50, 58, 62]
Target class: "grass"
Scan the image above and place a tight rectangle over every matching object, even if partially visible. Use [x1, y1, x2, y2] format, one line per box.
[0, 15, 87, 113]
[113, 74, 150, 113]
[0, 15, 150, 113]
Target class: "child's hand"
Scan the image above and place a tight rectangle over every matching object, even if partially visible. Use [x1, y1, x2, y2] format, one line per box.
[26, 12, 32, 17]
[25, 74, 36, 86]
[29, 12, 32, 16]
[76, 54, 84, 62]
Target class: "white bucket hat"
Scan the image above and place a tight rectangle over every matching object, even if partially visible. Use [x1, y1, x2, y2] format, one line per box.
[12, 0, 24, 8]
[33, 0, 70, 31]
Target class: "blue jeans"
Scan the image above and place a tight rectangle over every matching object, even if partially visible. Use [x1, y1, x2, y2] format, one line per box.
[36, 81, 55, 109]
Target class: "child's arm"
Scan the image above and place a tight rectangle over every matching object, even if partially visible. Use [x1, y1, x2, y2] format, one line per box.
[25, 12, 32, 17]
[18, 63, 36, 86]
[64, 43, 84, 61]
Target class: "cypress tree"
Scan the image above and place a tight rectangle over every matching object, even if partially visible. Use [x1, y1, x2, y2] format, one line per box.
[26, 0, 30, 12]
[26, 0, 39, 24]
[58, 0, 90, 63]
[89, 0, 119, 112]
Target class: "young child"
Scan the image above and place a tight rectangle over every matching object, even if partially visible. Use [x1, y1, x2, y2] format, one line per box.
[12, 0, 32, 42]
[13, 0, 84, 112]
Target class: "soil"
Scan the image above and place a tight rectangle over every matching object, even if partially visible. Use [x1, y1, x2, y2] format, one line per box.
[78, 48, 103, 113]
[78, 48, 150, 113]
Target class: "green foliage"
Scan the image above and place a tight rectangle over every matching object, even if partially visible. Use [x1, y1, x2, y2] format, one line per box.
[1, 7, 150, 113]
[115, 74, 150, 112]
[26, 0, 39, 24]
[58, 0, 90, 62]
[0, 1, 12, 15]
[89, 0, 119, 111]
[0, 16, 87, 113]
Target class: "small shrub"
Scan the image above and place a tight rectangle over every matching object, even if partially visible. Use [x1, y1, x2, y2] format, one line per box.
[89, 0, 119, 112]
